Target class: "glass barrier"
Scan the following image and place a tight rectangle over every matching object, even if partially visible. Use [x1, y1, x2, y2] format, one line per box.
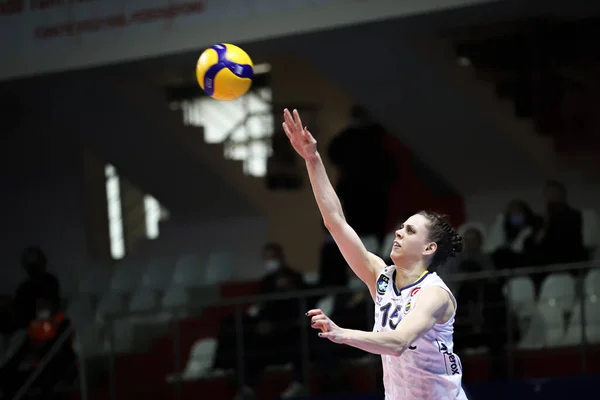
[85, 260, 600, 400]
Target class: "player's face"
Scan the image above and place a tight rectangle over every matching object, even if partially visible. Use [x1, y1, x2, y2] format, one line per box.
[390, 214, 436, 264]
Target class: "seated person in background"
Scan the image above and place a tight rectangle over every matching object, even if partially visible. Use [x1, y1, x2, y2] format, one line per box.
[257, 242, 307, 303]
[266, 126, 303, 190]
[532, 181, 587, 289]
[212, 243, 308, 400]
[304, 228, 351, 310]
[534, 180, 587, 264]
[444, 226, 514, 379]
[1, 247, 61, 336]
[439, 226, 495, 293]
[288, 273, 370, 397]
[283, 263, 372, 397]
[329, 275, 370, 333]
[0, 296, 77, 399]
[453, 259, 517, 381]
[484, 200, 542, 269]
[316, 230, 349, 289]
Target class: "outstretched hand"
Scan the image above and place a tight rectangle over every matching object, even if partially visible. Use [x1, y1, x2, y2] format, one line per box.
[282, 108, 318, 160]
[306, 308, 347, 343]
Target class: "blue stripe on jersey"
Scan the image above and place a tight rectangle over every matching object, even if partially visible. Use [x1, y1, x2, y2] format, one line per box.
[392, 270, 430, 296]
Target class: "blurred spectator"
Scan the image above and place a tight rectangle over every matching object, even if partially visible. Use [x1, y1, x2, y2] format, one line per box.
[284, 272, 371, 397]
[299, 230, 350, 320]
[485, 200, 542, 269]
[453, 259, 517, 380]
[1, 247, 61, 335]
[257, 242, 306, 298]
[440, 226, 495, 293]
[212, 243, 308, 400]
[331, 276, 370, 332]
[531, 181, 587, 291]
[443, 225, 517, 378]
[267, 127, 302, 190]
[0, 295, 77, 399]
[328, 105, 396, 242]
[316, 230, 349, 288]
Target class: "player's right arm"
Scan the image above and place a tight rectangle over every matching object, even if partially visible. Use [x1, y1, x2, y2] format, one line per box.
[282, 109, 386, 298]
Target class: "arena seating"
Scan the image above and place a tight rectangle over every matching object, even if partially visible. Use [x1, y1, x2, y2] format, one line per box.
[53, 244, 600, 399]
[454, 18, 600, 177]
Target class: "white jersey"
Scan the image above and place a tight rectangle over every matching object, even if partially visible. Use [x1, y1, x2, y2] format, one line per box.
[373, 266, 468, 400]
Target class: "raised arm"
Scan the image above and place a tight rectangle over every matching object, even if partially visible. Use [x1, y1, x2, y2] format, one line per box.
[282, 109, 386, 297]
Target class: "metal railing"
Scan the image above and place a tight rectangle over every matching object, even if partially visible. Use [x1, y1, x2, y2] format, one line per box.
[12, 324, 88, 400]
[90, 260, 600, 399]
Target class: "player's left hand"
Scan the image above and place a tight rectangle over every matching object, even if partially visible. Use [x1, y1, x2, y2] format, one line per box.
[306, 309, 347, 343]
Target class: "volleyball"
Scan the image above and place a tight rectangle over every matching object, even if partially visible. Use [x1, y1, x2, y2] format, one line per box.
[196, 43, 254, 101]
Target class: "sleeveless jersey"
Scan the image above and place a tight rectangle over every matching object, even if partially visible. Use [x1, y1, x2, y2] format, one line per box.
[373, 266, 468, 400]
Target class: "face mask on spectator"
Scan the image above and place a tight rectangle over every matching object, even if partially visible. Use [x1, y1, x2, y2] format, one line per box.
[264, 260, 281, 272]
[509, 214, 525, 227]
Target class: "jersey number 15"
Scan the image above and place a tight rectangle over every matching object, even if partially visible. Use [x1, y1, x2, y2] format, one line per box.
[379, 302, 401, 330]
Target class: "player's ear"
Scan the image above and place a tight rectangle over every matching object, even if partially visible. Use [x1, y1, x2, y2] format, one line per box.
[423, 242, 437, 256]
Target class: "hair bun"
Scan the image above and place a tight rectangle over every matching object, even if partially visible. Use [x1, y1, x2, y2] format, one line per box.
[450, 234, 463, 257]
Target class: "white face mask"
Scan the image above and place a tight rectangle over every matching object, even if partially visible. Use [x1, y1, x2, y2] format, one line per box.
[264, 260, 281, 273]
[348, 277, 364, 290]
[37, 309, 51, 320]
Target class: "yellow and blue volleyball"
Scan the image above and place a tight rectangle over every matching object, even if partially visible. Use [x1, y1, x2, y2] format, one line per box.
[196, 43, 254, 101]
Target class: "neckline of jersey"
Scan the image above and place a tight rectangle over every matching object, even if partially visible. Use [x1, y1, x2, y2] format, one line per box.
[391, 269, 429, 296]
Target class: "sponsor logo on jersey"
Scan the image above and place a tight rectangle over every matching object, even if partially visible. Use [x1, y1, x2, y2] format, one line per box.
[446, 352, 460, 375]
[376, 275, 389, 295]
[437, 341, 460, 375]
[404, 301, 412, 313]
[410, 287, 421, 297]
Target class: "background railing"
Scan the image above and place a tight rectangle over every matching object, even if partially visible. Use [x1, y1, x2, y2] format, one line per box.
[48, 260, 600, 399]
[11, 323, 89, 400]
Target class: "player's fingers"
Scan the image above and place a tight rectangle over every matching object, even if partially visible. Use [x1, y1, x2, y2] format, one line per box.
[282, 122, 292, 139]
[306, 309, 323, 317]
[311, 315, 328, 325]
[311, 321, 328, 332]
[283, 114, 296, 134]
[293, 109, 303, 133]
[318, 332, 331, 339]
[283, 109, 296, 133]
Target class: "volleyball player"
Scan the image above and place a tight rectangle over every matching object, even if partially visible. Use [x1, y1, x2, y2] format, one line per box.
[282, 108, 468, 399]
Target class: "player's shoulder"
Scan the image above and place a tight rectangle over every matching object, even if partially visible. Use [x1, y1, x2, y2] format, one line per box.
[423, 271, 450, 287]
[380, 265, 395, 277]
[419, 273, 457, 309]
[374, 265, 395, 281]
[413, 273, 455, 299]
